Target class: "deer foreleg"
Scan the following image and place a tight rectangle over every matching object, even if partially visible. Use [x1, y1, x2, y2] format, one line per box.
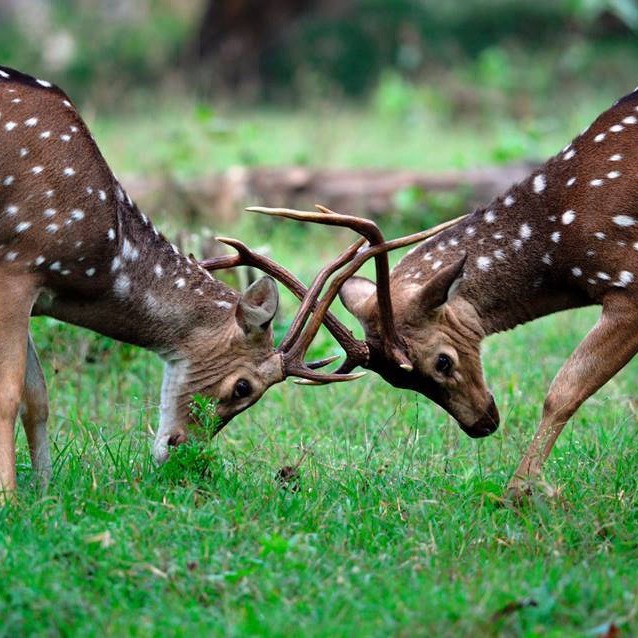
[20, 334, 51, 486]
[0, 274, 37, 501]
[508, 293, 638, 496]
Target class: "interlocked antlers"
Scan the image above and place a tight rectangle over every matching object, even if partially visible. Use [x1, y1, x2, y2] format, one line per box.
[200, 205, 465, 383]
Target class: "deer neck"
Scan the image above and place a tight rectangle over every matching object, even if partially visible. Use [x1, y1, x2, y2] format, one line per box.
[395, 179, 592, 336]
[33, 199, 240, 358]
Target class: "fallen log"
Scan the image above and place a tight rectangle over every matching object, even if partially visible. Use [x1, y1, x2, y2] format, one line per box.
[123, 162, 538, 228]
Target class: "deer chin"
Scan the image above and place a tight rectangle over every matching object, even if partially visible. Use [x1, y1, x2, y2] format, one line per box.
[458, 394, 499, 439]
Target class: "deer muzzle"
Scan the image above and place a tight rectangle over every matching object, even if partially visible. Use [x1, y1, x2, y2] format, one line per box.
[459, 394, 499, 438]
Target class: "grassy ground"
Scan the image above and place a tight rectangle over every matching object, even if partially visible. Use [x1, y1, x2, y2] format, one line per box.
[2, 96, 638, 636]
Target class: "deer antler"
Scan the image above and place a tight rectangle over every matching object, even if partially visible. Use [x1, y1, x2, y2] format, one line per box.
[200, 236, 370, 381]
[247, 205, 467, 373]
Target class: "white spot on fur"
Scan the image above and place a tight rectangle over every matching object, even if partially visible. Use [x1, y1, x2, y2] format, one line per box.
[111, 256, 122, 272]
[432, 260, 442, 270]
[513, 239, 522, 251]
[49, 261, 61, 271]
[175, 278, 186, 288]
[484, 210, 496, 223]
[519, 223, 532, 240]
[0, 70, 9, 79]
[99, 190, 106, 201]
[107, 228, 116, 241]
[60, 134, 71, 142]
[15, 221, 31, 233]
[46, 223, 59, 233]
[4, 122, 16, 131]
[607, 171, 621, 179]
[121, 238, 139, 261]
[19, 147, 28, 158]
[42, 208, 56, 218]
[85, 268, 96, 277]
[114, 274, 131, 297]
[617, 271, 634, 286]
[36, 79, 52, 88]
[551, 231, 561, 243]
[493, 249, 505, 260]
[465, 226, 476, 236]
[5, 251, 18, 261]
[622, 115, 637, 125]
[3, 175, 14, 186]
[610, 124, 624, 133]
[590, 179, 604, 187]
[504, 195, 515, 207]
[561, 210, 576, 225]
[533, 174, 546, 193]
[40, 131, 51, 139]
[31, 166, 43, 174]
[613, 215, 636, 227]
[5, 204, 18, 216]
[70, 209, 85, 221]
[594, 133, 606, 142]
[477, 256, 491, 271]
[215, 301, 232, 310]
[34, 256, 45, 266]
[154, 264, 163, 277]
[566, 177, 576, 187]
[24, 117, 38, 127]
[542, 254, 552, 265]
[562, 149, 576, 160]
[597, 272, 611, 281]
[572, 267, 582, 277]
[594, 232, 606, 240]
[609, 154, 623, 161]
[63, 167, 75, 177]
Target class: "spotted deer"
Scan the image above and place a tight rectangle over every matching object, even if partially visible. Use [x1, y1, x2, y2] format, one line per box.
[251, 87, 638, 498]
[0, 66, 438, 497]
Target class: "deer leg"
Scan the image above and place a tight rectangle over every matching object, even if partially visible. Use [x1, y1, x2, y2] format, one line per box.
[0, 275, 37, 502]
[507, 293, 638, 497]
[20, 334, 51, 486]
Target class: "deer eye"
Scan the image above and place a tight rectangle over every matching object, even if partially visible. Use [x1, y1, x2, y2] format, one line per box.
[435, 354, 453, 376]
[233, 378, 252, 399]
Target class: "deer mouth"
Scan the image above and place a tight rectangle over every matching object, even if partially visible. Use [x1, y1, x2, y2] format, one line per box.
[459, 395, 499, 438]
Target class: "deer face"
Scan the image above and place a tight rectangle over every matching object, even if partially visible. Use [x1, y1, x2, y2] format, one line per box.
[152, 277, 285, 463]
[340, 258, 499, 438]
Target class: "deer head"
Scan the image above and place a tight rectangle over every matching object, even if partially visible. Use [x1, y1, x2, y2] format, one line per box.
[338, 262, 499, 438]
[242, 206, 498, 439]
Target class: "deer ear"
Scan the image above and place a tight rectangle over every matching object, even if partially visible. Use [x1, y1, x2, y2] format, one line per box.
[236, 276, 279, 334]
[339, 276, 378, 326]
[406, 254, 466, 320]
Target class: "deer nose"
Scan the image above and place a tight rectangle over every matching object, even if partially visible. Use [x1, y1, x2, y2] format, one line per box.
[168, 430, 188, 447]
[459, 395, 499, 438]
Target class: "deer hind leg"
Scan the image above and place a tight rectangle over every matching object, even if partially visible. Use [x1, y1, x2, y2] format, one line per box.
[20, 334, 51, 486]
[507, 293, 638, 498]
[0, 274, 38, 502]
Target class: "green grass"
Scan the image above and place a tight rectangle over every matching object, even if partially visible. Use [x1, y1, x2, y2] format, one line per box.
[3, 307, 638, 637]
[3, 96, 638, 636]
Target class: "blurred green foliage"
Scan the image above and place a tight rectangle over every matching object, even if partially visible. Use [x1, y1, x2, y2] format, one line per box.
[0, 0, 636, 109]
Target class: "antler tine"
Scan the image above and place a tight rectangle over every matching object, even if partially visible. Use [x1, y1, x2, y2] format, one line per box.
[200, 235, 370, 371]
